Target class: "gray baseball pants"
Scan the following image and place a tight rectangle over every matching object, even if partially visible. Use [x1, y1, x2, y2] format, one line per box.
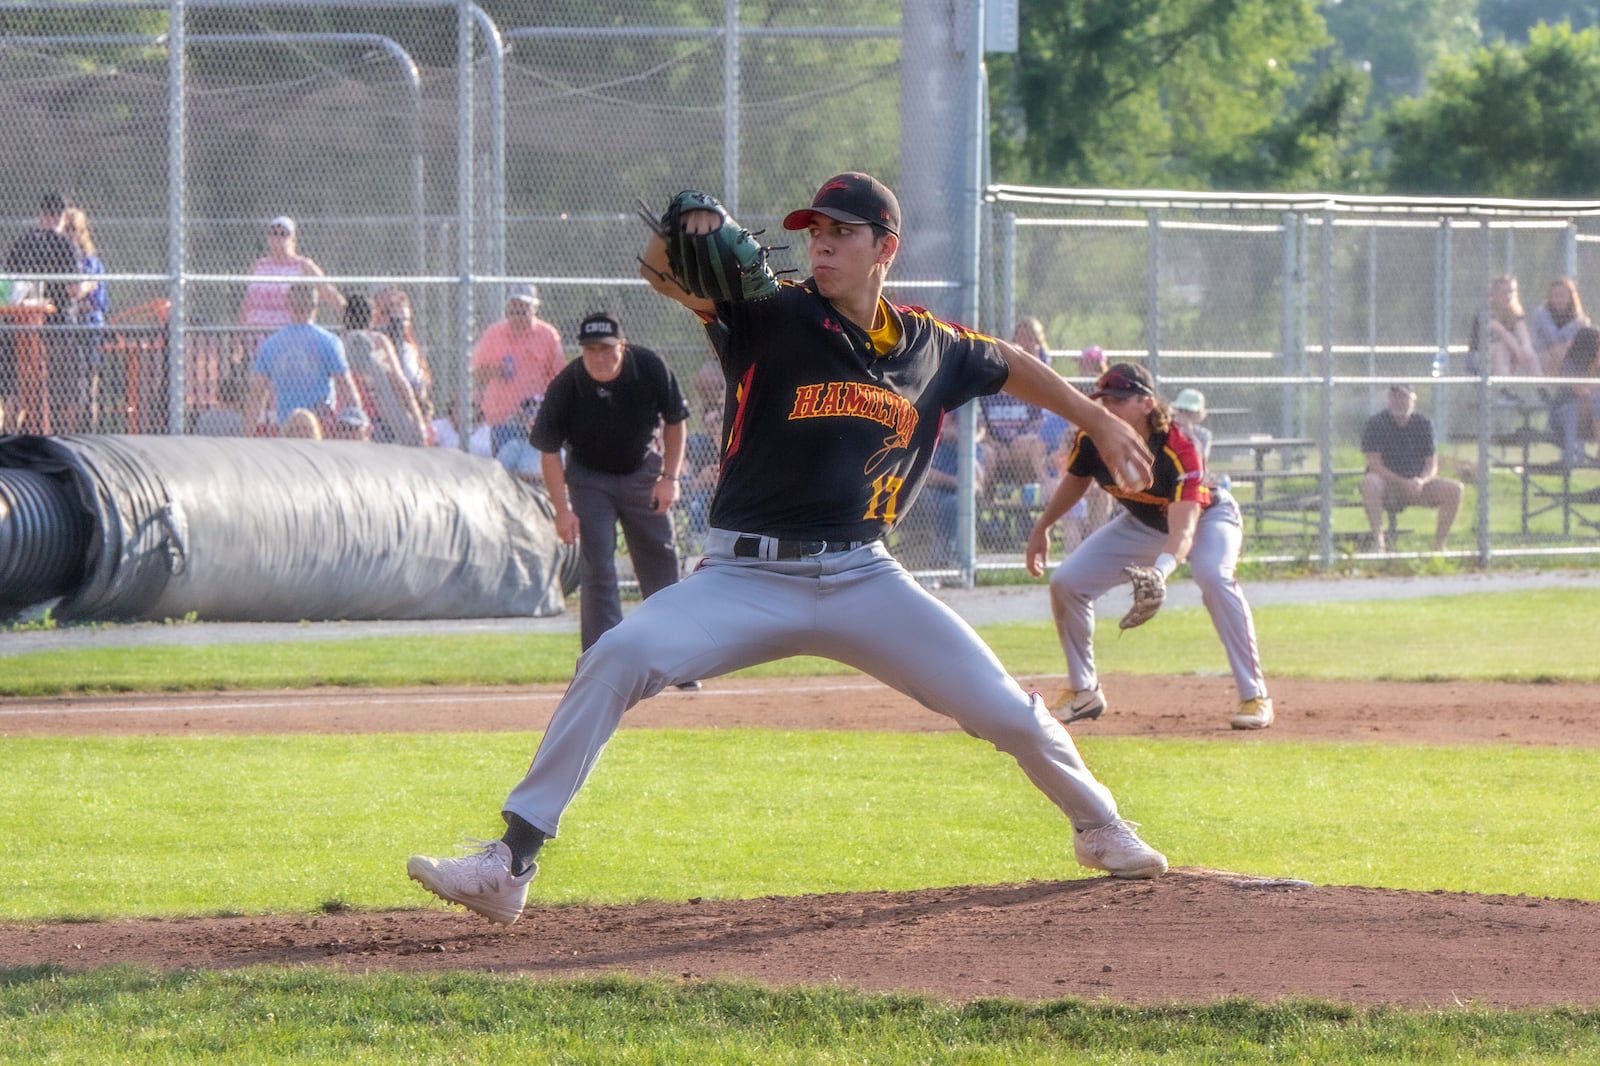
[503, 528, 1123, 838]
[566, 457, 681, 650]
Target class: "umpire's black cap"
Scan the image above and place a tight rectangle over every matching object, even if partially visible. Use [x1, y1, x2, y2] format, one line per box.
[783, 172, 901, 237]
[1092, 362, 1157, 400]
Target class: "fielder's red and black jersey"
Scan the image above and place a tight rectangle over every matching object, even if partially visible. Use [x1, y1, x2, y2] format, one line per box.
[702, 279, 1008, 541]
[1067, 423, 1211, 534]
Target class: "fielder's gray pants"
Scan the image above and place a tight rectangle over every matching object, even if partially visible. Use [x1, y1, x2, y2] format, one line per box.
[1048, 491, 1268, 701]
[503, 530, 1123, 839]
[567, 457, 681, 651]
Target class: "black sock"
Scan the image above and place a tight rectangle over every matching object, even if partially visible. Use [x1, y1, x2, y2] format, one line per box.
[501, 811, 547, 877]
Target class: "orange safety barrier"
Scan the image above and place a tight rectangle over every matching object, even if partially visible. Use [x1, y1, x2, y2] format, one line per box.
[0, 301, 54, 434]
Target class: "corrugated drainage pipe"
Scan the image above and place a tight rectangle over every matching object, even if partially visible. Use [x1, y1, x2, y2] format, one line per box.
[0, 468, 90, 612]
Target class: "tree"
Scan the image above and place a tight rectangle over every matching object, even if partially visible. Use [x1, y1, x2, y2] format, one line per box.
[1481, 0, 1600, 43]
[987, 0, 1334, 189]
[1321, 0, 1479, 103]
[1383, 22, 1600, 197]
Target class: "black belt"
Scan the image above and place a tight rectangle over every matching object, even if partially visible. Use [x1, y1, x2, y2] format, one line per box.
[732, 534, 871, 560]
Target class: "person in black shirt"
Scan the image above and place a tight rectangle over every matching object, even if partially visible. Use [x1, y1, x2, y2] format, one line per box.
[1359, 383, 1463, 552]
[530, 312, 693, 655]
[5, 193, 81, 432]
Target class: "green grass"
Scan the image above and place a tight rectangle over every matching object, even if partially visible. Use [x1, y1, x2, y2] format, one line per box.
[7, 587, 1600, 1060]
[4, 731, 1596, 920]
[4, 588, 1600, 695]
[4, 970, 1599, 1064]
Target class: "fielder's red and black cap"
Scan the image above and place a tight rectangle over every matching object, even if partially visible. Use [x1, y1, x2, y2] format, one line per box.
[576, 311, 623, 345]
[1092, 362, 1157, 400]
[782, 172, 901, 237]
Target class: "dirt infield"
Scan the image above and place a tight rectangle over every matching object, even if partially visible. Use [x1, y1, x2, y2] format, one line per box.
[6, 673, 1600, 1007]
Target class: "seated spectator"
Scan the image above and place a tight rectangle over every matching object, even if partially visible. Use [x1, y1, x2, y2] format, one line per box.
[342, 293, 429, 445]
[372, 286, 432, 403]
[245, 284, 362, 435]
[470, 284, 566, 455]
[1549, 325, 1600, 467]
[1170, 388, 1213, 464]
[330, 405, 373, 442]
[281, 408, 323, 440]
[495, 396, 545, 485]
[681, 403, 725, 541]
[1039, 345, 1110, 450]
[1467, 274, 1539, 376]
[1530, 278, 1590, 376]
[192, 361, 251, 437]
[1359, 383, 1464, 552]
[916, 406, 988, 568]
[978, 316, 1052, 494]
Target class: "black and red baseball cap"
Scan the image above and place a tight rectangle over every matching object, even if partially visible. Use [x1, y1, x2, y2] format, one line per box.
[1092, 362, 1156, 400]
[783, 172, 901, 237]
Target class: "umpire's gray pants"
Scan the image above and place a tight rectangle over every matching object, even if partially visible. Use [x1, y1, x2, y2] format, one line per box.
[1048, 492, 1267, 701]
[567, 456, 681, 651]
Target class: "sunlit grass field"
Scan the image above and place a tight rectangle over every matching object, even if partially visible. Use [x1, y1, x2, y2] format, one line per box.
[4, 587, 1599, 1062]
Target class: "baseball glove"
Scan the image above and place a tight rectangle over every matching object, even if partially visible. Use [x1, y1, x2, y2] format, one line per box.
[637, 190, 781, 303]
[1119, 564, 1166, 630]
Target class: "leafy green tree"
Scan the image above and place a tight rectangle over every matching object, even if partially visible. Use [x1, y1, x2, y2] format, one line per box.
[1481, 0, 1600, 43]
[1321, 0, 1479, 103]
[1383, 21, 1600, 196]
[988, 0, 1333, 189]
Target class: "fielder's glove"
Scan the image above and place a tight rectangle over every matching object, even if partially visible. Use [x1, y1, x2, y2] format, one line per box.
[637, 190, 782, 303]
[1119, 564, 1166, 630]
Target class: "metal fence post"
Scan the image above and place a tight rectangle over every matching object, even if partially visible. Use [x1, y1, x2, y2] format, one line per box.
[1145, 209, 1160, 378]
[165, 0, 186, 435]
[1317, 207, 1335, 569]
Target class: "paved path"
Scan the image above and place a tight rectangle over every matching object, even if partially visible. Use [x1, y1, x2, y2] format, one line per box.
[3, 568, 1596, 658]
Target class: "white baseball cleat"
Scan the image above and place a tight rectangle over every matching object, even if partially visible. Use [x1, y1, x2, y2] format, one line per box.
[1049, 684, 1106, 724]
[1231, 696, 1275, 730]
[1074, 819, 1168, 879]
[407, 839, 535, 925]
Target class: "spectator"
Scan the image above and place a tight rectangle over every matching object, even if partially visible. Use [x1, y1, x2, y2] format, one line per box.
[245, 284, 361, 434]
[238, 216, 345, 333]
[680, 402, 724, 544]
[427, 394, 462, 450]
[342, 293, 429, 445]
[470, 284, 566, 455]
[330, 405, 373, 442]
[281, 408, 323, 440]
[5, 192, 80, 433]
[529, 311, 694, 662]
[1170, 388, 1212, 464]
[919, 405, 988, 569]
[371, 286, 432, 403]
[978, 317, 1051, 493]
[691, 356, 725, 415]
[59, 206, 107, 432]
[1529, 277, 1590, 376]
[1467, 274, 1538, 376]
[1550, 326, 1600, 468]
[494, 396, 545, 485]
[1040, 345, 1109, 452]
[1359, 383, 1464, 552]
[192, 361, 251, 437]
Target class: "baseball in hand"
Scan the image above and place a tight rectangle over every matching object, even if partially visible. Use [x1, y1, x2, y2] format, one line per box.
[1119, 458, 1142, 489]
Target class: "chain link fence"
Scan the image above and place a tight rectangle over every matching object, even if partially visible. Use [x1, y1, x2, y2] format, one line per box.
[989, 186, 1600, 570]
[4, 2, 1599, 587]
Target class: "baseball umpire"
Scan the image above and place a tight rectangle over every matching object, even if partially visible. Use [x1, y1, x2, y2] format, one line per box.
[408, 173, 1169, 925]
[1024, 362, 1274, 730]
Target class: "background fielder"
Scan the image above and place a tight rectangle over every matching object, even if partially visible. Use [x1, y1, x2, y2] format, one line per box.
[1025, 362, 1274, 731]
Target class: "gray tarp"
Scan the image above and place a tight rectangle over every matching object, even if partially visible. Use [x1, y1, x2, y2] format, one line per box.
[0, 434, 572, 623]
